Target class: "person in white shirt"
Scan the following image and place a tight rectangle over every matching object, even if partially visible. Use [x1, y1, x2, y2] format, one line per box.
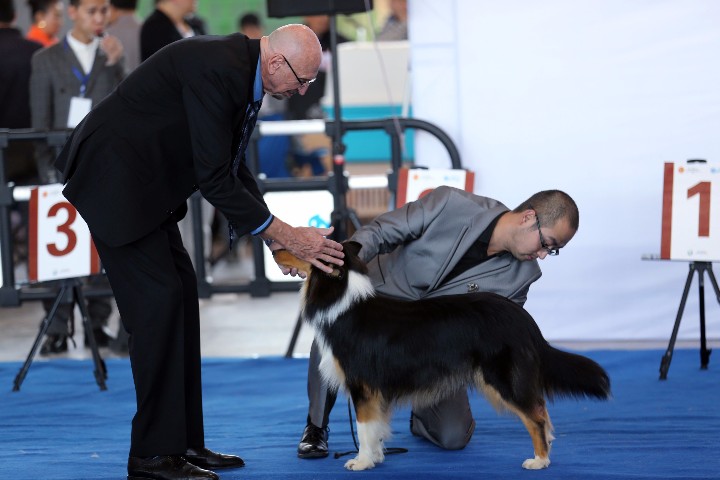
[29, 0, 124, 355]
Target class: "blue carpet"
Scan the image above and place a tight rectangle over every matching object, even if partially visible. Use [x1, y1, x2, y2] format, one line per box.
[0, 349, 718, 479]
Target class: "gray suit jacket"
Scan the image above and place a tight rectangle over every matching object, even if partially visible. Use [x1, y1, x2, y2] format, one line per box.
[351, 185, 541, 305]
[30, 36, 124, 130]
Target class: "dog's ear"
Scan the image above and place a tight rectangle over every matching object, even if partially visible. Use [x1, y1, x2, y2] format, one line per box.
[343, 240, 363, 258]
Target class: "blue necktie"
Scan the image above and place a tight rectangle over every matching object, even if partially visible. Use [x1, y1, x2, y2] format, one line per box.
[232, 99, 263, 176]
[229, 99, 263, 245]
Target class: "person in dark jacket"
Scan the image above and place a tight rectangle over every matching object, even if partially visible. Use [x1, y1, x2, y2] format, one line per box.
[55, 24, 344, 480]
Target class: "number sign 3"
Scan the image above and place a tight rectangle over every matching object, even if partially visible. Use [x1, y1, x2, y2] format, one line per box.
[28, 184, 100, 283]
[661, 162, 720, 261]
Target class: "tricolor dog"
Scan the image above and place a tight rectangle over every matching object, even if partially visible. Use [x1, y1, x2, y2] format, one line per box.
[274, 242, 610, 471]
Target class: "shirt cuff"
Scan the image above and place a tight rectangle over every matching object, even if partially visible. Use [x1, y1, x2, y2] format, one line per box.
[251, 214, 273, 236]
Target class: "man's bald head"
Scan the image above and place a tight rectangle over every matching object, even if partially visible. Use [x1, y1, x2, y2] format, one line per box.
[267, 24, 322, 75]
[260, 23, 323, 98]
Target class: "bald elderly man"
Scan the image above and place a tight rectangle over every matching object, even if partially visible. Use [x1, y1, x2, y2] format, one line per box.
[55, 24, 344, 480]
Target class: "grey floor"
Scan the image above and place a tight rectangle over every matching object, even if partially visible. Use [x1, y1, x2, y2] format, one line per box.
[0, 247, 704, 363]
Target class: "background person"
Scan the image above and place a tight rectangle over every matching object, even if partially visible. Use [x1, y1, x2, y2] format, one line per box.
[26, 0, 63, 46]
[298, 186, 578, 458]
[106, 0, 140, 72]
[237, 11, 261, 39]
[29, 0, 124, 354]
[0, 0, 43, 266]
[54, 24, 344, 480]
[1, 0, 42, 186]
[376, 0, 408, 41]
[140, 0, 198, 61]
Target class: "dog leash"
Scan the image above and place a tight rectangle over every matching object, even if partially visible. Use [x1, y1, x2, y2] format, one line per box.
[333, 399, 409, 459]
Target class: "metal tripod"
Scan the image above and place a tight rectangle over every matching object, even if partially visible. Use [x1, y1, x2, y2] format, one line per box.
[13, 277, 108, 391]
[659, 261, 719, 380]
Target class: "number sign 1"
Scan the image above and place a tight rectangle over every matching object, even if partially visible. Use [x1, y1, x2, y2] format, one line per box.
[661, 162, 720, 261]
[28, 183, 100, 283]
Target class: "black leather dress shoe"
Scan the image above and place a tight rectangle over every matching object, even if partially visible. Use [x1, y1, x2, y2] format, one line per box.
[184, 447, 245, 470]
[297, 423, 329, 459]
[40, 334, 68, 355]
[127, 455, 218, 480]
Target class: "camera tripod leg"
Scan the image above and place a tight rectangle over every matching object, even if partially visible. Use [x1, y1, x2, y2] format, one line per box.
[285, 313, 303, 359]
[12, 283, 70, 391]
[74, 284, 107, 390]
[700, 265, 719, 369]
[659, 264, 695, 380]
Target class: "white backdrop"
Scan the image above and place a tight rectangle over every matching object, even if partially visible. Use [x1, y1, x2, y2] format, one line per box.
[409, 0, 720, 341]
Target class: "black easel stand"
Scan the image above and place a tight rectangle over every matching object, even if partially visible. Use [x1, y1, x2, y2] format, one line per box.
[13, 278, 108, 391]
[659, 261, 719, 380]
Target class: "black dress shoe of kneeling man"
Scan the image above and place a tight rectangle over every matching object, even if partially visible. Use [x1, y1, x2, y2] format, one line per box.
[127, 455, 218, 480]
[184, 447, 245, 469]
[298, 423, 329, 459]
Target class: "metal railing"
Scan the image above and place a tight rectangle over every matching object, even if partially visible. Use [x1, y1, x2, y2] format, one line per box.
[1, 117, 462, 306]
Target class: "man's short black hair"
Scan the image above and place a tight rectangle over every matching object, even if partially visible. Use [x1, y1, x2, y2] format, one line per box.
[110, 0, 137, 9]
[238, 12, 261, 30]
[0, 0, 15, 23]
[27, 0, 58, 17]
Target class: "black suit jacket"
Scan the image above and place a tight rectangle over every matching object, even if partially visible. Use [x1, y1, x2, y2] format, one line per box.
[55, 34, 270, 247]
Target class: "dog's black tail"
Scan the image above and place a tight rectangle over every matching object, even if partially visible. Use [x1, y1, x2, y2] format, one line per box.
[540, 345, 611, 401]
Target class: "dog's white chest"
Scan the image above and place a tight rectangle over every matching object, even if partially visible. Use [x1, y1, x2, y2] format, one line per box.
[317, 340, 344, 391]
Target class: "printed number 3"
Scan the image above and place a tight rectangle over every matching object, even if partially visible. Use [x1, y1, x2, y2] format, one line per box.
[47, 202, 77, 256]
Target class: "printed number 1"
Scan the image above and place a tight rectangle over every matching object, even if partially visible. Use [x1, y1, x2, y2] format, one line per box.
[47, 202, 78, 256]
[687, 182, 711, 237]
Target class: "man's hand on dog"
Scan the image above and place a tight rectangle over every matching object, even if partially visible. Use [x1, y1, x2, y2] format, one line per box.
[262, 218, 344, 276]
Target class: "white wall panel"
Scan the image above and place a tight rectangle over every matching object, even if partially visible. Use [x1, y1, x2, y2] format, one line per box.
[410, 0, 720, 341]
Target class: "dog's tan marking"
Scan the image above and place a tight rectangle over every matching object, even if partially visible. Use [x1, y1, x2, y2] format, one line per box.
[272, 249, 312, 275]
[516, 404, 552, 469]
[345, 385, 391, 471]
[354, 384, 385, 423]
[272, 249, 342, 278]
[474, 371, 552, 469]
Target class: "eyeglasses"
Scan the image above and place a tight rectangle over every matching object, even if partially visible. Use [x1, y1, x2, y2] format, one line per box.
[281, 55, 316, 88]
[532, 208, 560, 256]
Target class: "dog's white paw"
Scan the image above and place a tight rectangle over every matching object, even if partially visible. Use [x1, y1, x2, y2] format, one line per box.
[522, 456, 550, 470]
[345, 455, 376, 471]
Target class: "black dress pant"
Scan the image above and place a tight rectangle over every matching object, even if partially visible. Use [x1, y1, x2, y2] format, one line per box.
[93, 219, 204, 457]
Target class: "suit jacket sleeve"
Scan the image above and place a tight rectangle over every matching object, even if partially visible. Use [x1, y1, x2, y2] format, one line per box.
[351, 185, 455, 262]
[180, 69, 270, 232]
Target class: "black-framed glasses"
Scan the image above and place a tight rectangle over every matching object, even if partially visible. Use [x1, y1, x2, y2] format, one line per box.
[531, 208, 560, 256]
[281, 55, 316, 88]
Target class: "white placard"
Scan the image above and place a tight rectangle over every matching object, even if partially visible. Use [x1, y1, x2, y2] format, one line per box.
[661, 162, 720, 261]
[67, 96, 92, 128]
[28, 183, 100, 282]
[262, 191, 334, 282]
[396, 167, 474, 207]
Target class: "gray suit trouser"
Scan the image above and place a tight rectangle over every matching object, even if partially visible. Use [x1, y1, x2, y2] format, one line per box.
[307, 339, 476, 450]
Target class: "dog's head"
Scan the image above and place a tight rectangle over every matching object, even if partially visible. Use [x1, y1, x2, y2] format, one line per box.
[271, 240, 367, 281]
[274, 241, 372, 315]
